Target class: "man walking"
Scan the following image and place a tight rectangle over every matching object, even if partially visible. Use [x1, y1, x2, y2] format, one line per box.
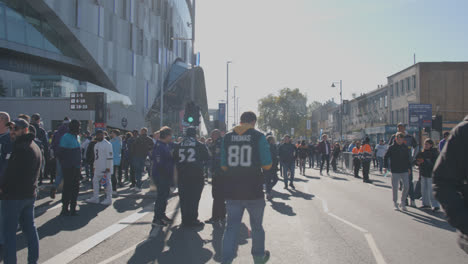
[1, 118, 41, 263]
[205, 129, 227, 224]
[318, 134, 331, 176]
[265, 136, 279, 200]
[221, 111, 271, 264]
[173, 127, 209, 227]
[110, 130, 122, 193]
[360, 137, 373, 183]
[278, 135, 296, 189]
[132, 128, 154, 191]
[384, 132, 412, 211]
[352, 141, 361, 178]
[151, 126, 174, 226]
[86, 130, 113, 205]
[375, 139, 388, 174]
[307, 140, 315, 168]
[0, 112, 12, 254]
[56, 120, 82, 215]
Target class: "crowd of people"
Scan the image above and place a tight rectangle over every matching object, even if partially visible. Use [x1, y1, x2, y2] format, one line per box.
[0, 109, 467, 263]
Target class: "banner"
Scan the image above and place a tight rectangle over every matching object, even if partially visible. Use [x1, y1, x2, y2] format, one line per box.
[218, 103, 226, 123]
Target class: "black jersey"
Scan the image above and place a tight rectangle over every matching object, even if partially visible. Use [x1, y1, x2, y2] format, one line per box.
[221, 126, 272, 200]
[173, 137, 209, 172]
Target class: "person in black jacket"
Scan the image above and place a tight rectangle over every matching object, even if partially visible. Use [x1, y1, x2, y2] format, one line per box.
[384, 132, 411, 211]
[131, 127, 154, 191]
[433, 115, 468, 254]
[1, 118, 41, 264]
[278, 135, 296, 189]
[265, 135, 279, 200]
[414, 139, 440, 211]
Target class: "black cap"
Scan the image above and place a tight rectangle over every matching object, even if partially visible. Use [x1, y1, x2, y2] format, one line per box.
[186, 127, 196, 137]
[7, 118, 29, 129]
[95, 129, 104, 135]
[31, 113, 40, 121]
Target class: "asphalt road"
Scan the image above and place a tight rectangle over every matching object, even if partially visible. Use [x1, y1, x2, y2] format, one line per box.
[15, 167, 468, 264]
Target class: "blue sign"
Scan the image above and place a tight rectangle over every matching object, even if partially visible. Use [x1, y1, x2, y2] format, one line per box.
[408, 104, 432, 127]
[218, 103, 226, 123]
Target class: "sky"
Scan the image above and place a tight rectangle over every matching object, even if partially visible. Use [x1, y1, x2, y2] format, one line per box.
[195, 0, 468, 125]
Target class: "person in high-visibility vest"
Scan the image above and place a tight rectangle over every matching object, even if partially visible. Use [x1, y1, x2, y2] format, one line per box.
[360, 137, 373, 183]
[352, 141, 361, 178]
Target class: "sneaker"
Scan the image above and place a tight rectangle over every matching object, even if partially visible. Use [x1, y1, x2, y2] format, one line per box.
[419, 205, 431, 209]
[86, 197, 100, 204]
[266, 193, 273, 200]
[70, 210, 79, 216]
[320, 172, 323, 176]
[410, 200, 416, 208]
[112, 191, 118, 196]
[432, 207, 440, 212]
[50, 187, 56, 199]
[400, 204, 408, 211]
[152, 218, 168, 227]
[393, 203, 399, 211]
[205, 218, 218, 224]
[289, 184, 295, 190]
[253, 250, 270, 264]
[283, 185, 288, 189]
[101, 198, 112, 206]
[60, 209, 70, 216]
[134, 187, 141, 192]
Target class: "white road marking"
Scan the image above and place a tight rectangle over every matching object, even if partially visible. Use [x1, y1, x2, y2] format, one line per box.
[327, 213, 368, 233]
[42, 205, 152, 264]
[364, 233, 387, 264]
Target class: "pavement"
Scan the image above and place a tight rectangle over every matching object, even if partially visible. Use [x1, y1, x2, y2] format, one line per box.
[14, 166, 468, 264]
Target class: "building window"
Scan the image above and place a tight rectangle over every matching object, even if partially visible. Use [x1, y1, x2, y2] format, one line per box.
[395, 83, 399, 96]
[98, 6, 104, 37]
[412, 75, 416, 90]
[132, 51, 136, 76]
[400, 80, 404, 95]
[129, 0, 134, 23]
[390, 84, 393, 96]
[385, 95, 388, 108]
[406, 77, 410, 92]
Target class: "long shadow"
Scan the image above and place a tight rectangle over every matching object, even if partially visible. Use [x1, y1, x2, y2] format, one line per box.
[269, 200, 296, 216]
[374, 184, 392, 189]
[288, 189, 315, 200]
[292, 177, 308, 183]
[112, 195, 147, 213]
[329, 176, 349, 181]
[304, 175, 321, 180]
[270, 190, 291, 201]
[402, 210, 455, 232]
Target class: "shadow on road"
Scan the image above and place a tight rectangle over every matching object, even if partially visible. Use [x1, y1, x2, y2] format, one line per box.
[329, 176, 349, 181]
[373, 183, 392, 189]
[402, 210, 456, 232]
[304, 175, 321, 180]
[269, 200, 296, 216]
[288, 189, 314, 200]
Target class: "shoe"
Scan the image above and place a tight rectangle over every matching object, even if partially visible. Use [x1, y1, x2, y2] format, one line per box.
[101, 198, 112, 205]
[205, 218, 218, 224]
[191, 220, 205, 227]
[400, 204, 408, 211]
[60, 209, 70, 216]
[432, 207, 440, 212]
[253, 250, 270, 264]
[283, 185, 288, 189]
[393, 203, 399, 211]
[161, 215, 173, 223]
[112, 191, 118, 196]
[410, 200, 416, 208]
[86, 197, 100, 204]
[50, 187, 56, 199]
[327, 172, 330, 176]
[419, 205, 431, 209]
[289, 184, 295, 190]
[152, 218, 168, 227]
[70, 210, 79, 216]
[134, 187, 141, 192]
[266, 193, 273, 200]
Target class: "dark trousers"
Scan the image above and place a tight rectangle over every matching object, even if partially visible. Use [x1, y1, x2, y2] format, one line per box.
[265, 169, 279, 194]
[331, 156, 338, 172]
[111, 164, 122, 191]
[121, 158, 130, 180]
[153, 175, 171, 220]
[362, 160, 371, 182]
[353, 158, 361, 177]
[62, 167, 81, 212]
[408, 170, 415, 200]
[130, 160, 136, 186]
[320, 154, 330, 173]
[179, 169, 204, 224]
[308, 154, 315, 168]
[211, 172, 226, 220]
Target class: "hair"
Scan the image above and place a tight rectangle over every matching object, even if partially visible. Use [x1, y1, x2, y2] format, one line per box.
[396, 132, 405, 138]
[140, 127, 148, 134]
[322, 134, 328, 138]
[18, 114, 31, 122]
[0, 111, 10, 124]
[240, 111, 257, 124]
[415, 152, 424, 160]
[283, 134, 290, 139]
[112, 129, 121, 136]
[31, 113, 40, 122]
[125, 132, 132, 139]
[159, 126, 172, 139]
[69, 119, 80, 134]
[266, 135, 275, 144]
[443, 132, 450, 137]
[424, 138, 434, 146]
[301, 140, 306, 146]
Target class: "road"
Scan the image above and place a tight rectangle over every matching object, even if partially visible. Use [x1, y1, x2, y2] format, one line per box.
[15, 166, 468, 264]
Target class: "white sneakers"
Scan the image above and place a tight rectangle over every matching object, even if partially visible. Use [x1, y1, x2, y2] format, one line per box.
[133, 187, 141, 192]
[394, 202, 399, 211]
[101, 198, 112, 206]
[400, 204, 408, 211]
[86, 197, 100, 204]
[410, 199, 416, 207]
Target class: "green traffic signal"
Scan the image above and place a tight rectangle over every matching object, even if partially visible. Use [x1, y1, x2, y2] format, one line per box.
[188, 117, 194, 123]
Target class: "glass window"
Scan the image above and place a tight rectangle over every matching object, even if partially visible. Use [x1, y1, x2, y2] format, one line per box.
[412, 75, 416, 90]
[25, 10, 43, 49]
[400, 80, 404, 95]
[390, 84, 393, 96]
[6, 6, 26, 44]
[0, 5, 6, 39]
[42, 22, 60, 54]
[385, 95, 388, 107]
[396, 83, 399, 96]
[406, 78, 410, 92]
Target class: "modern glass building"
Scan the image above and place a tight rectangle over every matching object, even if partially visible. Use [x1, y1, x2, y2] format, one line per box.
[0, 0, 207, 132]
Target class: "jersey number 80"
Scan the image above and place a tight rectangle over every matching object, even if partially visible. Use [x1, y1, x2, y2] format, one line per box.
[227, 145, 252, 167]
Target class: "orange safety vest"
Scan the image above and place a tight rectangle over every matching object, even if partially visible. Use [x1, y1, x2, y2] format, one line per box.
[359, 144, 372, 160]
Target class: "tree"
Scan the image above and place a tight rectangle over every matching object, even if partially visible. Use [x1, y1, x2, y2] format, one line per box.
[258, 88, 308, 137]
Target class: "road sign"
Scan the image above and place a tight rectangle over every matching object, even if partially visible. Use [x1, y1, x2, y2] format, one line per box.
[70, 92, 103, 111]
[408, 104, 432, 127]
[306, 120, 311, 130]
[218, 103, 226, 123]
[291, 128, 295, 136]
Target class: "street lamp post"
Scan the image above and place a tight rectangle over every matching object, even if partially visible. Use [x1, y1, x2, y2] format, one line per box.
[331, 80, 343, 142]
[233, 86, 238, 125]
[226, 61, 232, 129]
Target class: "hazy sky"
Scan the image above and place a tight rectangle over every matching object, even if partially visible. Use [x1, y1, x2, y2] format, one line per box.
[196, 0, 468, 125]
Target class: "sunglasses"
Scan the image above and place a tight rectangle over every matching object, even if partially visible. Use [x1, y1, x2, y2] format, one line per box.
[10, 126, 24, 131]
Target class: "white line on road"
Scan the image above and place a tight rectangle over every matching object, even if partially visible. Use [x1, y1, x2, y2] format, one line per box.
[364, 233, 387, 264]
[327, 213, 368, 233]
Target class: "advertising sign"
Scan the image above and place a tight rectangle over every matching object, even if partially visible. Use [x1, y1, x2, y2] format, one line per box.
[408, 104, 432, 127]
[218, 103, 226, 123]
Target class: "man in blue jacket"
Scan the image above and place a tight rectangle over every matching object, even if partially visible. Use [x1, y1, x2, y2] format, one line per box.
[56, 120, 81, 216]
[151, 126, 174, 226]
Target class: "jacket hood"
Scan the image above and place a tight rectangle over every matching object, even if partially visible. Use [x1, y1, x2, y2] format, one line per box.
[233, 124, 254, 135]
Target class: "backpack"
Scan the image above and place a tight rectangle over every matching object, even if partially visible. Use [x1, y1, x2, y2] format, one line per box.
[51, 123, 69, 152]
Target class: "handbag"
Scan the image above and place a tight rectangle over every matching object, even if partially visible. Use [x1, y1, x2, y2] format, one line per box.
[414, 180, 422, 199]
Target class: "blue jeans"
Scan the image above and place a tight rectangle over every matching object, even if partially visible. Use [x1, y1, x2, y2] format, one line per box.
[281, 162, 295, 186]
[54, 159, 63, 188]
[2, 198, 39, 264]
[133, 157, 146, 189]
[222, 199, 266, 263]
[377, 156, 384, 173]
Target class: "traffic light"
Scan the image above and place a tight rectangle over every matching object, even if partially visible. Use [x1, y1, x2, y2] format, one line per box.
[184, 101, 200, 126]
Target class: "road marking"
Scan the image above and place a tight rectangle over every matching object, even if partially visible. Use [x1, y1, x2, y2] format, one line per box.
[364, 233, 386, 264]
[327, 213, 368, 233]
[42, 205, 153, 264]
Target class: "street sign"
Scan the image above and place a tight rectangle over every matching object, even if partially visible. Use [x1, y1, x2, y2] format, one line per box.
[121, 117, 128, 128]
[70, 92, 103, 110]
[306, 120, 311, 130]
[408, 104, 432, 127]
[291, 128, 295, 136]
[218, 103, 226, 123]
